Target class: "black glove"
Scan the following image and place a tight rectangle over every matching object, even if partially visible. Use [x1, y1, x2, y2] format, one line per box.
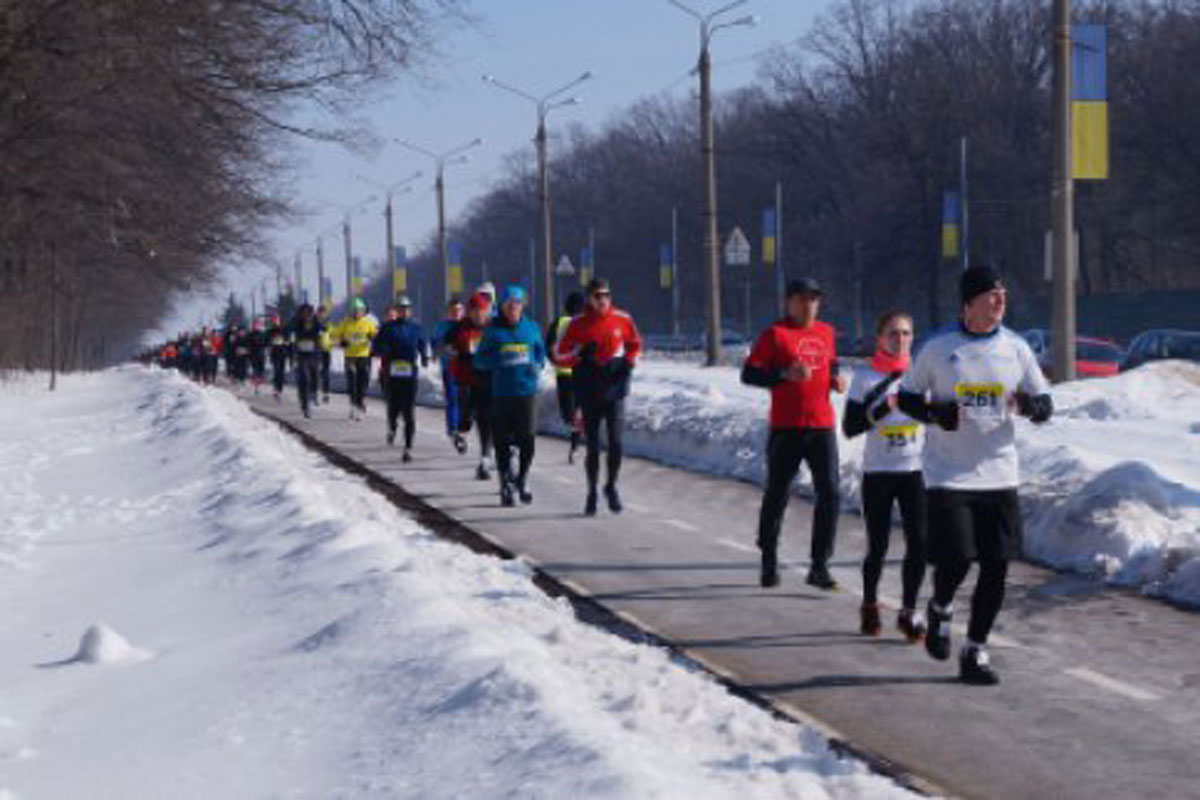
[930, 400, 960, 431]
[609, 355, 630, 379]
[869, 401, 892, 424]
[1015, 391, 1053, 424]
[578, 342, 598, 363]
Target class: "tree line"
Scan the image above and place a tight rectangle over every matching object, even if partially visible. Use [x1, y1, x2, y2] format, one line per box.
[0, 0, 459, 373]
[383, 0, 1200, 341]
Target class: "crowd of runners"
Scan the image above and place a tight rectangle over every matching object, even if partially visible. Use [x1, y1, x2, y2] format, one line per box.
[153, 264, 1052, 686]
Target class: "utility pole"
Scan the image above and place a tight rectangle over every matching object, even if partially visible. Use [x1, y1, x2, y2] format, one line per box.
[482, 71, 591, 328]
[669, 0, 757, 366]
[398, 138, 481, 305]
[699, 43, 719, 365]
[1051, 0, 1077, 381]
[436, 168, 447, 303]
[672, 206, 680, 337]
[316, 238, 325, 309]
[960, 137, 970, 271]
[342, 217, 353, 302]
[774, 180, 784, 314]
[293, 253, 302, 302]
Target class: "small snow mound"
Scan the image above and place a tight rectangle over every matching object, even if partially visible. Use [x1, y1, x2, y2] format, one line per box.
[73, 623, 151, 665]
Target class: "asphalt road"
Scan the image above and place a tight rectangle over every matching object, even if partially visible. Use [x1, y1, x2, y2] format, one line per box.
[244, 385, 1200, 799]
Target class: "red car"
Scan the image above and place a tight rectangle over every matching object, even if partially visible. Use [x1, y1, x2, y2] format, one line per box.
[1022, 330, 1125, 380]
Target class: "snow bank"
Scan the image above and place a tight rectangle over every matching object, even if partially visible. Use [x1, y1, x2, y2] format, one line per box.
[0, 367, 911, 799]
[70, 624, 152, 665]
[535, 357, 1200, 609]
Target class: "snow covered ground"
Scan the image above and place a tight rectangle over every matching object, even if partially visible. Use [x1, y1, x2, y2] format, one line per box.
[0, 368, 911, 799]
[523, 355, 1200, 609]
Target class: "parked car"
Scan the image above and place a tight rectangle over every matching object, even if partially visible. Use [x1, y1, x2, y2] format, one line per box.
[1021, 329, 1125, 380]
[1120, 329, 1200, 371]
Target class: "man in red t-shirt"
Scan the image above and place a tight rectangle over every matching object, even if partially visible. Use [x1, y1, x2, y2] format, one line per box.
[742, 277, 848, 590]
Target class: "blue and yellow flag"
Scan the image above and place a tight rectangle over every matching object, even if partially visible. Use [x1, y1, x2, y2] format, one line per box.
[941, 191, 961, 260]
[659, 243, 673, 289]
[393, 246, 408, 296]
[1072, 24, 1108, 180]
[447, 242, 463, 294]
[351, 255, 364, 296]
[762, 208, 777, 265]
[321, 276, 334, 310]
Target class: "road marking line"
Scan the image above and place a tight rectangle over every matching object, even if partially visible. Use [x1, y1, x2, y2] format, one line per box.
[717, 537, 756, 553]
[625, 502, 650, 513]
[662, 518, 700, 533]
[1064, 667, 1161, 702]
[549, 474, 573, 485]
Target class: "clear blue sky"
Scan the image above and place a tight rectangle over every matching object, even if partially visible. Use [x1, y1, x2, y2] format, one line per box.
[164, 0, 833, 333]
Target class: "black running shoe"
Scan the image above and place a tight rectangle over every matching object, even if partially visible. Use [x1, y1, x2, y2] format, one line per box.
[517, 483, 533, 504]
[401, 448, 412, 463]
[860, 603, 882, 636]
[604, 484, 623, 514]
[959, 646, 1000, 686]
[584, 490, 598, 516]
[500, 482, 515, 507]
[453, 433, 467, 454]
[386, 428, 396, 446]
[805, 566, 839, 591]
[925, 601, 952, 661]
[760, 550, 779, 588]
[476, 463, 490, 481]
[897, 609, 927, 643]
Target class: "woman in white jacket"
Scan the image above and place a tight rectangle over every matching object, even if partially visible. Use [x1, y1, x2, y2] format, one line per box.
[842, 311, 927, 641]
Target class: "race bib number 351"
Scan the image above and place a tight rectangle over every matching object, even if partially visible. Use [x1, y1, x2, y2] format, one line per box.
[878, 423, 919, 448]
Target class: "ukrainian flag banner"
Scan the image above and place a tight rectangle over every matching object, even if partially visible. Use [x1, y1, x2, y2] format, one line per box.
[1072, 24, 1108, 181]
[351, 255, 364, 296]
[578, 244, 593, 288]
[447, 242, 463, 294]
[659, 243, 673, 289]
[392, 246, 408, 297]
[762, 208, 777, 265]
[941, 191, 961, 260]
[321, 276, 334, 311]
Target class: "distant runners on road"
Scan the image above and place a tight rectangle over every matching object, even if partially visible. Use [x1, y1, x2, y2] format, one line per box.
[446, 291, 495, 479]
[546, 291, 586, 463]
[474, 285, 546, 506]
[433, 298, 466, 450]
[898, 265, 1053, 686]
[287, 303, 324, 418]
[742, 277, 847, 591]
[336, 298, 379, 420]
[371, 295, 429, 461]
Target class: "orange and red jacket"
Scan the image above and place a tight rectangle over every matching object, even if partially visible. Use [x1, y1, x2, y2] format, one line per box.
[553, 306, 642, 369]
[446, 318, 488, 387]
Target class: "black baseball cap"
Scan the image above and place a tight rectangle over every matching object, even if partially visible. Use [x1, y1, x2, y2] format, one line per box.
[785, 277, 823, 298]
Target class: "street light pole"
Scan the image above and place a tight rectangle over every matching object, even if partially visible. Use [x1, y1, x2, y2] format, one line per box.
[483, 71, 591, 328]
[669, 0, 757, 366]
[356, 170, 423, 300]
[397, 138, 483, 305]
[1051, 0, 1076, 382]
[316, 237, 325, 308]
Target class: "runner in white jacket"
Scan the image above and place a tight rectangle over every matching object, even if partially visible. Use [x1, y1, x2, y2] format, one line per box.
[898, 266, 1052, 685]
[843, 311, 927, 641]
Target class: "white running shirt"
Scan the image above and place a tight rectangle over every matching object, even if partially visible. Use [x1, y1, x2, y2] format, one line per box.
[902, 325, 1049, 490]
[848, 365, 924, 474]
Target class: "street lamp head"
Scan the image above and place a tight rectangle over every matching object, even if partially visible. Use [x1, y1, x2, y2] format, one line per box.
[735, 14, 759, 26]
